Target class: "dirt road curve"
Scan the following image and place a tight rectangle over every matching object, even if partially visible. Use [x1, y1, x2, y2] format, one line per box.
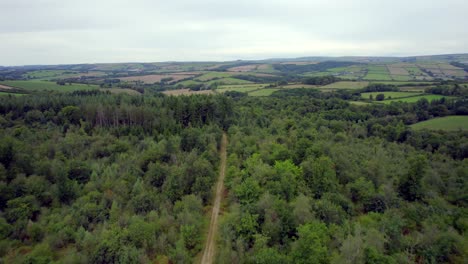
[200, 133, 227, 264]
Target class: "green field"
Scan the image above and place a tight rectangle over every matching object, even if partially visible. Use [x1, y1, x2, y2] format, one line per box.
[369, 81, 434, 85]
[349, 101, 371, 105]
[399, 86, 428, 92]
[411, 116, 468, 131]
[249, 88, 280, 96]
[390, 75, 412, 81]
[195, 72, 233, 81]
[282, 84, 318, 89]
[100, 88, 141, 95]
[217, 84, 267, 93]
[320, 81, 369, 90]
[176, 80, 203, 86]
[367, 65, 388, 72]
[361, 92, 422, 100]
[0, 91, 26, 97]
[206, 78, 252, 85]
[382, 94, 451, 104]
[23, 70, 105, 80]
[0, 80, 98, 92]
[364, 72, 393, 80]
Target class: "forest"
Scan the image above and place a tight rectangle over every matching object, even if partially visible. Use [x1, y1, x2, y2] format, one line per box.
[0, 87, 466, 263]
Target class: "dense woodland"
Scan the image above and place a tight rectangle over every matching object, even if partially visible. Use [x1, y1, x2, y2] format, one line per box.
[0, 90, 466, 263]
[217, 95, 467, 263]
[0, 93, 231, 263]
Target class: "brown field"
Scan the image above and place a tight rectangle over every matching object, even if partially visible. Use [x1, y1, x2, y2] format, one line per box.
[162, 89, 214, 96]
[420, 67, 443, 75]
[387, 66, 409, 75]
[437, 64, 462, 70]
[171, 72, 203, 75]
[119, 74, 196, 84]
[228, 65, 259, 72]
[442, 70, 467, 77]
[100, 88, 141, 95]
[415, 76, 434, 80]
[279, 61, 319, 65]
[257, 64, 272, 70]
[399, 86, 427, 92]
[0, 84, 13, 90]
[282, 84, 318, 89]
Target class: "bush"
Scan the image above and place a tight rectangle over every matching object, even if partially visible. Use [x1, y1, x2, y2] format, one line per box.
[375, 94, 385, 101]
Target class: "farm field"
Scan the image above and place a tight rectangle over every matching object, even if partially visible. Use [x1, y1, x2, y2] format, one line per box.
[162, 89, 214, 96]
[361, 91, 422, 100]
[320, 81, 369, 90]
[364, 72, 393, 80]
[195, 72, 233, 81]
[0, 80, 97, 92]
[206, 77, 252, 85]
[381, 94, 451, 104]
[390, 75, 412, 81]
[99, 88, 141, 95]
[248, 88, 280, 96]
[24, 70, 106, 80]
[369, 81, 434, 85]
[399, 86, 429, 92]
[119, 74, 196, 84]
[227, 64, 259, 72]
[195, 71, 274, 81]
[0, 91, 26, 96]
[176, 80, 202, 87]
[349, 101, 371, 105]
[216, 84, 267, 93]
[410, 116, 468, 131]
[0, 84, 13, 90]
[282, 84, 318, 89]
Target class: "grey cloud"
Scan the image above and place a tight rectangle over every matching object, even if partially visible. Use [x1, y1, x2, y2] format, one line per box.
[0, 0, 467, 65]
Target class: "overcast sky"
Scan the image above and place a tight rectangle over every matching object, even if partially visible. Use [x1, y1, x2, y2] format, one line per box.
[1, 0, 467, 65]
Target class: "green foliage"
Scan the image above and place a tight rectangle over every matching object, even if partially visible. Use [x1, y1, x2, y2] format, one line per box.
[0, 83, 466, 263]
[235, 177, 261, 205]
[303, 75, 340, 85]
[302, 156, 338, 198]
[292, 222, 330, 264]
[375, 93, 385, 101]
[398, 155, 427, 201]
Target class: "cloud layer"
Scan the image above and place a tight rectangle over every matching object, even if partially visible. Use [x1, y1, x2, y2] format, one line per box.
[1, 0, 467, 65]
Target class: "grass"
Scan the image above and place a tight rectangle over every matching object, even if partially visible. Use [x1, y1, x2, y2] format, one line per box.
[100, 88, 141, 95]
[364, 72, 393, 81]
[369, 81, 434, 86]
[390, 75, 412, 81]
[349, 101, 371, 105]
[301, 72, 335, 77]
[217, 84, 267, 93]
[249, 88, 280, 96]
[282, 84, 318, 89]
[367, 65, 388, 72]
[411, 116, 468, 131]
[195, 72, 233, 81]
[0, 92, 26, 96]
[24, 70, 70, 79]
[177, 80, 203, 86]
[0, 80, 98, 92]
[361, 92, 422, 100]
[320, 81, 369, 90]
[399, 86, 428, 92]
[381, 94, 452, 104]
[206, 78, 252, 85]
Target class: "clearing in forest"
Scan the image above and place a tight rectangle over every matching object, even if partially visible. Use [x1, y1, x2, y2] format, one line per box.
[411, 116, 468, 131]
[200, 133, 228, 264]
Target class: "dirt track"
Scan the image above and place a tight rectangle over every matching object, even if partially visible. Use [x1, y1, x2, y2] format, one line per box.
[200, 133, 227, 264]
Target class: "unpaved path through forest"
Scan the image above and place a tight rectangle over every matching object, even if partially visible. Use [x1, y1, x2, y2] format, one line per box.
[200, 132, 227, 264]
